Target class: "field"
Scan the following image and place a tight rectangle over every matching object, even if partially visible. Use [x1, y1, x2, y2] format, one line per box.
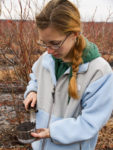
[0, 20, 113, 150]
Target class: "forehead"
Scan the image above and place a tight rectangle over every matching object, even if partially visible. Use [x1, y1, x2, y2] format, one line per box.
[38, 27, 65, 41]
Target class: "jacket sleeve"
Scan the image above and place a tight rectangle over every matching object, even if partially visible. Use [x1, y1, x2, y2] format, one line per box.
[24, 53, 46, 99]
[24, 72, 38, 99]
[49, 73, 113, 144]
[24, 61, 39, 99]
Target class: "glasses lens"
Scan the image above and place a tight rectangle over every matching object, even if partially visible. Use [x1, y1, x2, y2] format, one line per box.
[51, 45, 60, 50]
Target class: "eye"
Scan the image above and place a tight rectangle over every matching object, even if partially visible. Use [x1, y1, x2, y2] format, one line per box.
[50, 41, 61, 45]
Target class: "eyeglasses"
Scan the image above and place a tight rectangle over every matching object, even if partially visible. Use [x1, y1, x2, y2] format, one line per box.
[37, 33, 71, 50]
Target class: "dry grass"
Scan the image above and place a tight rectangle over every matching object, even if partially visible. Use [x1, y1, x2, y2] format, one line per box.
[96, 118, 113, 149]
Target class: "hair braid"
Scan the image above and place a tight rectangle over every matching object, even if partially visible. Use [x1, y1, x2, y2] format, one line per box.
[68, 34, 85, 99]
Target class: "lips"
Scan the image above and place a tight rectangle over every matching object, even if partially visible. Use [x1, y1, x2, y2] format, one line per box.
[52, 53, 60, 57]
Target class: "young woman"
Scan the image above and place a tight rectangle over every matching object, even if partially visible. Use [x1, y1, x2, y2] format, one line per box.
[23, 0, 113, 150]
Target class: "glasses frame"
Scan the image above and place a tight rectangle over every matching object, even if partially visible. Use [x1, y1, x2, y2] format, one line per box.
[37, 32, 71, 50]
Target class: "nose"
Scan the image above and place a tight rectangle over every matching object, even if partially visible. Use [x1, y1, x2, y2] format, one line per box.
[47, 47, 55, 54]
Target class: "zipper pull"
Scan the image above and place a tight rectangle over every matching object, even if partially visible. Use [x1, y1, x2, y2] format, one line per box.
[52, 86, 55, 103]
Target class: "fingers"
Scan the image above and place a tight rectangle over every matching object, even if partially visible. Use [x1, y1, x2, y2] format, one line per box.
[31, 132, 41, 138]
[31, 132, 45, 139]
[31, 96, 37, 108]
[23, 92, 37, 111]
[31, 128, 50, 139]
[23, 99, 30, 111]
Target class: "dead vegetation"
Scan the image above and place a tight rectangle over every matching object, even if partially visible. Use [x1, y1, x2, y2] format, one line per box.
[0, 20, 113, 150]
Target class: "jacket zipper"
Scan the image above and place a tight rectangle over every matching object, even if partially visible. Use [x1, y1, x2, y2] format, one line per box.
[41, 86, 55, 150]
[80, 143, 82, 150]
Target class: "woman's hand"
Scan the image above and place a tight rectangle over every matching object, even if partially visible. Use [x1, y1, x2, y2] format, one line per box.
[23, 92, 37, 111]
[31, 128, 50, 140]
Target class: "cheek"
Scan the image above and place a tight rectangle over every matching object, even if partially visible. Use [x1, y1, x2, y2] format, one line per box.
[62, 45, 71, 54]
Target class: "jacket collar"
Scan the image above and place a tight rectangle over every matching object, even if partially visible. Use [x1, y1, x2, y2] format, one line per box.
[42, 52, 89, 75]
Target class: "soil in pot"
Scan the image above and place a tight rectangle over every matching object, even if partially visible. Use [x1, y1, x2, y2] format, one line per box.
[16, 121, 36, 144]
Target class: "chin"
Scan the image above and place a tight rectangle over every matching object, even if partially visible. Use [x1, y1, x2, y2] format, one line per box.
[62, 55, 72, 62]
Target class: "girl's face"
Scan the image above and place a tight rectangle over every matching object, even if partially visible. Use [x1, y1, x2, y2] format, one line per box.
[38, 26, 77, 62]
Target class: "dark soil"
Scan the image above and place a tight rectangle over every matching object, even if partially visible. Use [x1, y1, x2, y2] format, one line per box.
[17, 122, 35, 131]
[16, 122, 36, 144]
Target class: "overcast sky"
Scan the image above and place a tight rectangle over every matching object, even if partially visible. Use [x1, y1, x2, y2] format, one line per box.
[0, 0, 113, 22]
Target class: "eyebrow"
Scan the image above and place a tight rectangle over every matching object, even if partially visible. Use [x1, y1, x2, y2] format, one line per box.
[49, 40, 61, 43]
[41, 40, 61, 44]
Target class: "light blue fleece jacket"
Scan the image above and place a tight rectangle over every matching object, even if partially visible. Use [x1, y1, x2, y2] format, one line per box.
[24, 52, 113, 150]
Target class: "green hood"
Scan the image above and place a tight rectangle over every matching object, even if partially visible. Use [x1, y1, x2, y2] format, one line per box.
[82, 38, 101, 63]
[52, 38, 101, 80]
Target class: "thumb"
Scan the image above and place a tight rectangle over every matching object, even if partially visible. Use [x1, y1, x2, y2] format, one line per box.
[31, 132, 40, 138]
[31, 129, 45, 138]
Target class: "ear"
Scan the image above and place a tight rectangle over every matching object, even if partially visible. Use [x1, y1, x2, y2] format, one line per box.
[73, 32, 79, 37]
[71, 32, 78, 40]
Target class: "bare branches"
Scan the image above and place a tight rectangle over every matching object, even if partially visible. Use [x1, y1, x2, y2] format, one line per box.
[2, 0, 13, 19]
[1, 0, 41, 20]
[18, 0, 23, 19]
[105, 8, 113, 22]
